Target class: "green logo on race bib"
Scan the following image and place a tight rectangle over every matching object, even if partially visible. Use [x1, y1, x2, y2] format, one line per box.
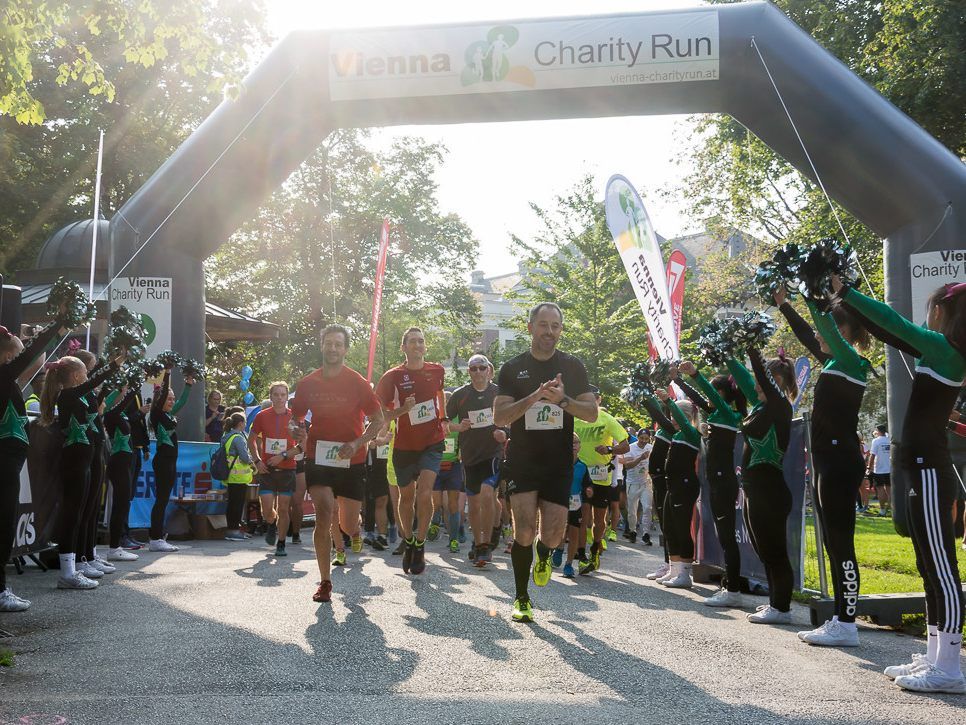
[325, 446, 339, 460]
[475, 411, 487, 423]
[536, 405, 552, 423]
[418, 405, 428, 417]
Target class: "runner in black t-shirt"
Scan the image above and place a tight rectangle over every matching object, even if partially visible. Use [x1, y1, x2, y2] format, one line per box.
[494, 302, 597, 623]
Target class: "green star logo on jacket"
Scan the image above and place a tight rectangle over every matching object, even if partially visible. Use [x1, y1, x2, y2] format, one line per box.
[747, 426, 784, 469]
[86, 411, 98, 432]
[64, 415, 90, 446]
[155, 424, 174, 447]
[111, 429, 133, 455]
[0, 401, 29, 444]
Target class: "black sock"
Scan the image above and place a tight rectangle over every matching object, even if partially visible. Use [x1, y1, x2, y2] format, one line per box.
[510, 542, 533, 600]
[535, 539, 550, 561]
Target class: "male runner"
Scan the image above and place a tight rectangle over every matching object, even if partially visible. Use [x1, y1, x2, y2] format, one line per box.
[375, 327, 446, 575]
[494, 303, 597, 622]
[291, 324, 384, 603]
[622, 429, 653, 544]
[574, 388, 630, 574]
[249, 381, 299, 557]
[447, 353, 506, 566]
[430, 391, 465, 552]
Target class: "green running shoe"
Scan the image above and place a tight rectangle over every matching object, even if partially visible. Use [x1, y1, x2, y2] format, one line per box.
[606, 527, 617, 542]
[578, 558, 597, 576]
[449, 538, 459, 553]
[332, 550, 346, 567]
[532, 551, 552, 587]
[511, 597, 534, 623]
[427, 522, 441, 542]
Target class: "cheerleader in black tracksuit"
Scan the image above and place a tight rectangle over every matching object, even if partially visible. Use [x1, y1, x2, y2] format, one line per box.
[41, 355, 119, 589]
[148, 368, 194, 552]
[104, 385, 140, 562]
[834, 277, 966, 694]
[0, 321, 64, 611]
[641, 393, 677, 580]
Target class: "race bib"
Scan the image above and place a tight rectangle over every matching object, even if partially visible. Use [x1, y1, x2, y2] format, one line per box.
[588, 464, 610, 482]
[569, 493, 582, 512]
[468, 407, 494, 429]
[315, 440, 350, 468]
[408, 399, 437, 426]
[524, 402, 563, 431]
[444, 437, 457, 455]
[265, 438, 288, 456]
[376, 444, 390, 459]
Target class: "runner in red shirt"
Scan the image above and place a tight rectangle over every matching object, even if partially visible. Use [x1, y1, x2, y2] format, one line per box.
[375, 326, 446, 575]
[248, 381, 301, 558]
[291, 324, 384, 604]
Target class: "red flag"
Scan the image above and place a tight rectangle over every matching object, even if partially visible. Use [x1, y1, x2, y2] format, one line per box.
[366, 220, 391, 382]
[666, 250, 687, 346]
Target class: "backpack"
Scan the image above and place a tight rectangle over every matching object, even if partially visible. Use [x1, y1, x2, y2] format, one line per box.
[211, 433, 241, 481]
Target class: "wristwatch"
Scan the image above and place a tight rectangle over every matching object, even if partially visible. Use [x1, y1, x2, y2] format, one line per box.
[559, 396, 570, 410]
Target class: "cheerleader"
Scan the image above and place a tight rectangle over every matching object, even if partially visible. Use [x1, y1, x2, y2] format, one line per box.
[0, 321, 65, 610]
[104, 382, 141, 561]
[640, 392, 677, 581]
[834, 277, 965, 694]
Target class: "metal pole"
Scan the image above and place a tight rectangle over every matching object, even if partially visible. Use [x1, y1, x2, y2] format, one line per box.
[86, 129, 105, 350]
[802, 411, 829, 598]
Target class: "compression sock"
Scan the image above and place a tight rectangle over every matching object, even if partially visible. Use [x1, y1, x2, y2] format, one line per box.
[535, 539, 550, 562]
[510, 542, 534, 600]
[926, 624, 939, 664]
[448, 512, 460, 541]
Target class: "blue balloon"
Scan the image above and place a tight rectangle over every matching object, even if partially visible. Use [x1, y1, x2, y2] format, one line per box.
[239, 379, 250, 392]
[243, 391, 255, 405]
[241, 365, 253, 380]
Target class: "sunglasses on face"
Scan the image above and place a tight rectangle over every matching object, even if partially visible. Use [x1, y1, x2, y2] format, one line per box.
[468, 366, 488, 372]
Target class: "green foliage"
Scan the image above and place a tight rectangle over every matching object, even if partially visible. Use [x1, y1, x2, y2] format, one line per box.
[203, 130, 480, 399]
[0, 647, 12, 667]
[505, 174, 649, 399]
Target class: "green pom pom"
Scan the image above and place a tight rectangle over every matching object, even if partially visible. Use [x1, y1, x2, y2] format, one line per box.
[47, 278, 96, 328]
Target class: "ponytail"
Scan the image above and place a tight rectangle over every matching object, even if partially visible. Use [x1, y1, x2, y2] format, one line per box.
[39, 357, 83, 426]
[766, 355, 798, 401]
[712, 374, 747, 417]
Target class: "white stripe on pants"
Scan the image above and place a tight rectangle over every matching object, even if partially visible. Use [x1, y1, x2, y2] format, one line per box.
[626, 478, 652, 534]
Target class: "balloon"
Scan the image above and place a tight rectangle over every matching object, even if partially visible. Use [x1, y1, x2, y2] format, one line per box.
[243, 392, 255, 405]
[239, 379, 250, 392]
[241, 365, 254, 380]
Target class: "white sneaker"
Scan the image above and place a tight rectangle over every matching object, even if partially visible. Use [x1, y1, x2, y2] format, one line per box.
[800, 619, 859, 647]
[747, 605, 793, 625]
[646, 563, 670, 580]
[77, 558, 104, 579]
[884, 653, 930, 680]
[90, 559, 116, 574]
[57, 572, 98, 590]
[894, 663, 966, 694]
[148, 538, 179, 552]
[704, 589, 747, 608]
[661, 570, 693, 588]
[0, 588, 30, 612]
[107, 547, 139, 562]
[798, 619, 832, 642]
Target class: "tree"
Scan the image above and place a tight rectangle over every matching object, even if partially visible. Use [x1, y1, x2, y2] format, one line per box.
[0, 0, 267, 275]
[505, 174, 649, 402]
[202, 129, 481, 400]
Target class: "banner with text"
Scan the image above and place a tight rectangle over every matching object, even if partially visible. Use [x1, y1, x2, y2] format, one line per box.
[909, 249, 965, 326]
[329, 11, 719, 101]
[666, 249, 687, 345]
[367, 220, 391, 382]
[605, 175, 678, 360]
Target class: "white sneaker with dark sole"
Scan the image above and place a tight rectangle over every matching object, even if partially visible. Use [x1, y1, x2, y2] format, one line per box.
[894, 663, 966, 694]
[57, 573, 98, 590]
[704, 589, 748, 608]
[746, 605, 792, 625]
[107, 547, 139, 561]
[800, 619, 859, 647]
[0, 588, 31, 611]
[884, 654, 930, 680]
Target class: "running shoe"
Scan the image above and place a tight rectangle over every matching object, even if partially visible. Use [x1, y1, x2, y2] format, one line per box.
[224, 530, 246, 542]
[351, 535, 363, 553]
[894, 664, 966, 694]
[458, 526, 466, 544]
[427, 522, 441, 541]
[797, 619, 832, 642]
[489, 527, 501, 550]
[332, 549, 346, 566]
[606, 527, 617, 542]
[0, 588, 30, 612]
[265, 522, 278, 546]
[291, 532, 302, 545]
[475, 546, 492, 567]
[627, 531, 637, 544]
[393, 540, 406, 556]
[504, 538, 514, 554]
[746, 605, 792, 625]
[119, 536, 142, 551]
[371, 536, 387, 552]
[90, 559, 116, 574]
[562, 562, 575, 578]
[661, 570, 692, 589]
[388, 525, 397, 544]
[468, 544, 477, 563]
[532, 551, 552, 587]
[148, 538, 179, 552]
[77, 558, 103, 579]
[641, 532, 652, 546]
[363, 534, 374, 547]
[551, 547, 564, 568]
[511, 597, 534, 623]
[646, 562, 669, 580]
[883, 654, 930, 680]
[800, 619, 858, 647]
[107, 547, 139, 561]
[56, 572, 98, 590]
[313, 580, 332, 603]
[599, 536, 607, 552]
[502, 525, 512, 540]
[578, 558, 597, 576]
[402, 540, 414, 572]
[449, 539, 460, 554]
[275, 543, 287, 557]
[704, 589, 747, 608]
[410, 543, 426, 575]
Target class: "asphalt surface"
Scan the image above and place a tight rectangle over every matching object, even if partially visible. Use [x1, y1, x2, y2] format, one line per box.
[1, 533, 962, 724]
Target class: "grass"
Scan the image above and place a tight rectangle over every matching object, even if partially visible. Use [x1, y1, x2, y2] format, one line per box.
[0, 647, 12, 667]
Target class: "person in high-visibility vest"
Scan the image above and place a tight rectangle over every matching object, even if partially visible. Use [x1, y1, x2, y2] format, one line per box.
[221, 412, 254, 542]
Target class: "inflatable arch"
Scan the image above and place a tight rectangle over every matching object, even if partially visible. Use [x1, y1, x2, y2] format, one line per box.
[110, 2, 966, 524]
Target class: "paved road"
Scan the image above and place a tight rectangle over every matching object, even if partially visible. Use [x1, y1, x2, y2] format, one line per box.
[0, 536, 962, 724]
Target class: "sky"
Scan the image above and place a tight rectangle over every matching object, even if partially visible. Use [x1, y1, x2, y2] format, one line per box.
[265, 0, 709, 278]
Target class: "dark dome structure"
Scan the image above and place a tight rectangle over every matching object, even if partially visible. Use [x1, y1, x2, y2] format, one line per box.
[34, 218, 110, 272]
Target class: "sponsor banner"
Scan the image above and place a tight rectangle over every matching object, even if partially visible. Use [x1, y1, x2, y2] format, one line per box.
[695, 419, 808, 590]
[605, 175, 678, 360]
[330, 11, 719, 101]
[792, 356, 811, 412]
[909, 249, 965, 326]
[367, 220, 391, 382]
[129, 441, 220, 529]
[666, 249, 687, 346]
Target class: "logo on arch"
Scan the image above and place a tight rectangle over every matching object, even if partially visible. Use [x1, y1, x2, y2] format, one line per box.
[461, 26, 535, 88]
